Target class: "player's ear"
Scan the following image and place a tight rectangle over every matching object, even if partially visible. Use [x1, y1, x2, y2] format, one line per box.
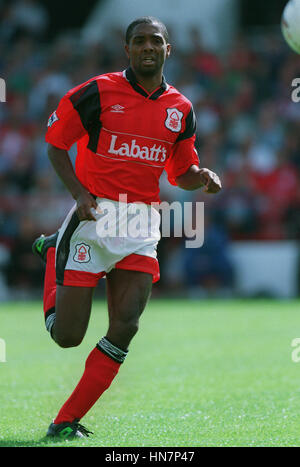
[166, 43, 171, 59]
[124, 43, 130, 59]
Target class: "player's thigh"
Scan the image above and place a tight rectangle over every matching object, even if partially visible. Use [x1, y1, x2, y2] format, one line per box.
[54, 284, 95, 346]
[105, 269, 152, 325]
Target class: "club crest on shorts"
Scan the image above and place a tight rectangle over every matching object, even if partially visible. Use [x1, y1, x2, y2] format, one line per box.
[165, 108, 183, 132]
[73, 243, 91, 263]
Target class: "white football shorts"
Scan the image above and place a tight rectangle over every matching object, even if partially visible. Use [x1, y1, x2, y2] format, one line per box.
[55, 197, 161, 287]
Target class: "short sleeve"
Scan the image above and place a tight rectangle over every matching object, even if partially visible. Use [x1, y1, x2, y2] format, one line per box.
[45, 80, 100, 150]
[164, 105, 199, 186]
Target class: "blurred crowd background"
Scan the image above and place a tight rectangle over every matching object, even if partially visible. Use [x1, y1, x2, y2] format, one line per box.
[0, 0, 300, 300]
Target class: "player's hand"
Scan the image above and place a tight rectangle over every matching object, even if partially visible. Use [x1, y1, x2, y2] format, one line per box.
[199, 168, 222, 194]
[75, 190, 99, 221]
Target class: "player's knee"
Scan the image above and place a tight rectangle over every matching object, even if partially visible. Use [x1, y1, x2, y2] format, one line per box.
[55, 332, 83, 348]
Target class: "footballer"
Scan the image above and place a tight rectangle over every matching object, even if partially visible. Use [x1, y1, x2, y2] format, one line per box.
[32, 16, 221, 439]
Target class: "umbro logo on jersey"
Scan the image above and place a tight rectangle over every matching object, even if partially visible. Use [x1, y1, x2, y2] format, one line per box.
[110, 104, 125, 113]
[165, 108, 183, 133]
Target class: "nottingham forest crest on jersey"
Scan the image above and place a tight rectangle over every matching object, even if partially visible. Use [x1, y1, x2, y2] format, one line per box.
[165, 108, 183, 133]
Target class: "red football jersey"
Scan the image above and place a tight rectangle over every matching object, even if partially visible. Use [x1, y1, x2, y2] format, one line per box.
[45, 67, 199, 204]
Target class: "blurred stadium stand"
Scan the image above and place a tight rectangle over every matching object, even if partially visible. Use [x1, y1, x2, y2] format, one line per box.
[0, 0, 300, 300]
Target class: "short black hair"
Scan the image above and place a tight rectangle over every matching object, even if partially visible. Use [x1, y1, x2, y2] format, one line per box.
[125, 16, 169, 44]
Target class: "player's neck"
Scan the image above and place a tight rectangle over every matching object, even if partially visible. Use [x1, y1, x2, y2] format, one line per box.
[134, 71, 163, 94]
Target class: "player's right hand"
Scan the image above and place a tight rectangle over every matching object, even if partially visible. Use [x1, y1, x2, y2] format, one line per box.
[75, 190, 99, 221]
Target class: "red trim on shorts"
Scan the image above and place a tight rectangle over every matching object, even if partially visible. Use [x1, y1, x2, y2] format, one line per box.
[115, 254, 160, 283]
[61, 270, 105, 287]
[60, 254, 160, 286]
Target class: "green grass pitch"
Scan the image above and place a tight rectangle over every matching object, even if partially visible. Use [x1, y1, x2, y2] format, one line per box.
[1, 298, 300, 447]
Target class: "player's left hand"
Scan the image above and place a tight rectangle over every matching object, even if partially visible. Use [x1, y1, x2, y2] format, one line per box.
[199, 168, 222, 194]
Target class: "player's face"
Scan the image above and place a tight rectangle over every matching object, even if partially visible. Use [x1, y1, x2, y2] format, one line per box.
[125, 23, 171, 77]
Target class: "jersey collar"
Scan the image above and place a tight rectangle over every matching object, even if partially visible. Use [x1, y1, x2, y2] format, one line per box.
[123, 67, 168, 100]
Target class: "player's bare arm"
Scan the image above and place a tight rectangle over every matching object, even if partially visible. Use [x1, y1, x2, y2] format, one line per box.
[48, 144, 98, 221]
[176, 164, 222, 194]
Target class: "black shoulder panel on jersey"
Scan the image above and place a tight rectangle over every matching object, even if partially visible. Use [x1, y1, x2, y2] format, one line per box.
[176, 106, 197, 143]
[69, 80, 102, 152]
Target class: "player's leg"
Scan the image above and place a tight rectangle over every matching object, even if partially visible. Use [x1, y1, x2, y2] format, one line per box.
[34, 239, 95, 347]
[51, 285, 94, 348]
[33, 204, 104, 347]
[32, 231, 59, 332]
[50, 269, 152, 431]
[33, 239, 95, 348]
[105, 268, 152, 351]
